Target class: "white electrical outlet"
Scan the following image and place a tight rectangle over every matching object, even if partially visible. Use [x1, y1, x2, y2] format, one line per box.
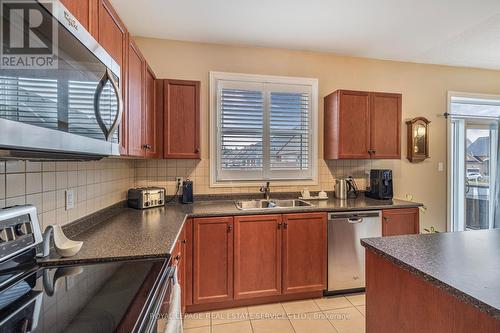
[66, 189, 74, 210]
[176, 177, 183, 186]
[438, 162, 444, 172]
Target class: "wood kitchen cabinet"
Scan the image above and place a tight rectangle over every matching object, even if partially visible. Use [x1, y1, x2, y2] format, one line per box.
[174, 220, 189, 313]
[370, 92, 402, 159]
[324, 90, 401, 159]
[282, 213, 327, 294]
[60, 0, 99, 38]
[163, 80, 201, 159]
[126, 38, 145, 157]
[97, 0, 129, 154]
[382, 208, 419, 236]
[193, 217, 234, 304]
[234, 215, 282, 299]
[144, 65, 163, 158]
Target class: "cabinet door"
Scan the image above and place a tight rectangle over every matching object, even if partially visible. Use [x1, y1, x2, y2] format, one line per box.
[234, 215, 282, 299]
[144, 65, 162, 158]
[382, 208, 419, 236]
[338, 90, 371, 158]
[60, 0, 98, 37]
[97, 0, 128, 154]
[282, 213, 327, 294]
[193, 217, 233, 304]
[370, 92, 401, 159]
[164, 80, 200, 159]
[176, 223, 187, 312]
[126, 38, 145, 157]
[184, 218, 193, 307]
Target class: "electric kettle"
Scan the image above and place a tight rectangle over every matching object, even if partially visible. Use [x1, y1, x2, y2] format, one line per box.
[334, 176, 359, 199]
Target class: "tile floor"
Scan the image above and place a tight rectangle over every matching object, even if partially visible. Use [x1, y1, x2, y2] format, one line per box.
[182, 293, 366, 333]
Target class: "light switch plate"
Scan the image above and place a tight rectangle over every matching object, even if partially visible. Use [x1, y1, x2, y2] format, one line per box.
[438, 162, 444, 172]
[65, 189, 74, 210]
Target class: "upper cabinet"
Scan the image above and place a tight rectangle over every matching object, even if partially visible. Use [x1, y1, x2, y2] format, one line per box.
[126, 38, 145, 157]
[97, 0, 129, 155]
[324, 90, 402, 159]
[163, 80, 201, 159]
[60, 0, 99, 38]
[144, 66, 163, 158]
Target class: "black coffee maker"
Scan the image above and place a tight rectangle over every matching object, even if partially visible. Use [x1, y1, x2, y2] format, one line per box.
[366, 169, 393, 200]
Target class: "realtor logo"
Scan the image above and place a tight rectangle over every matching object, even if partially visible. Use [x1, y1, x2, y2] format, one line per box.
[1, 0, 58, 69]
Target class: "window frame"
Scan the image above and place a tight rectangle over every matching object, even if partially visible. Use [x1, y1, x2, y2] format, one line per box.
[209, 71, 318, 187]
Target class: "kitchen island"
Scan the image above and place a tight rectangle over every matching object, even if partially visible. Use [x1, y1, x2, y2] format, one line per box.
[362, 229, 500, 333]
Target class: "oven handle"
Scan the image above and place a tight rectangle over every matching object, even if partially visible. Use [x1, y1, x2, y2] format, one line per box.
[135, 263, 174, 333]
[94, 68, 123, 141]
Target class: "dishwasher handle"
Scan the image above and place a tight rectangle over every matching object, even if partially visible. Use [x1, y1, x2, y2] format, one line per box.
[328, 211, 381, 220]
[347, 217, 363, 224]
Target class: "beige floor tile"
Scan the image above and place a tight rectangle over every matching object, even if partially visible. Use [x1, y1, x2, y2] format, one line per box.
[212, 320, 253, 333]
[281, 299, 320, 315]
[356, 305, 365, 316]
[252, 319, 294, 333]
[324, 307, 365, 333]
[248, 302, 287, 320]
[345, 293, 365, 306]
[315, 296, 353, 311]
[184, 327, 211, 333]
[289, 312, 338, 333]
[211, 307, 249, 325]
[157, 318, 167, 333]
[183, 312, 211, 329]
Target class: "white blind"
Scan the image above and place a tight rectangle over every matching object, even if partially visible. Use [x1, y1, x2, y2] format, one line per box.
[450, 95, 500, 118]
[220, 88, 263, 172]
[215, 76, 315, 182]
[270, 91, 309, 172]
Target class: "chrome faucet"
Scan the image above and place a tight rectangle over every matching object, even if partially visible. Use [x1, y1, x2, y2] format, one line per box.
[260, 181, 271, 200]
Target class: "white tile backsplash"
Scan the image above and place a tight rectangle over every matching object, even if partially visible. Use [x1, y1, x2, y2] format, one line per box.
[0, 159, 135, 228]
[0, 156, 382, 229]
[6, 173, 25, 197]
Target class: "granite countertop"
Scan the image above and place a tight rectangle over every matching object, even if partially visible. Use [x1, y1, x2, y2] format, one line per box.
[362, 229, 500, 320]
[38, 194, 421, 266]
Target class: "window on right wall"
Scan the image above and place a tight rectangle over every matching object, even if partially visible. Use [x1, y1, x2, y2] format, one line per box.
[209, 72, 318, 187]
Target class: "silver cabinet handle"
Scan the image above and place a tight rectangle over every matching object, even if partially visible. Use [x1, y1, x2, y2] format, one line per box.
[94, 68, 123, 141]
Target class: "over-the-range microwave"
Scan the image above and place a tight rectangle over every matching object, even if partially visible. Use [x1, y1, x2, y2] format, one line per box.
[0, 0, 122, 160]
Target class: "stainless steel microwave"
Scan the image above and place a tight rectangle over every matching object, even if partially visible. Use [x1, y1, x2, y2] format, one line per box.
[0, 0, 122, 159]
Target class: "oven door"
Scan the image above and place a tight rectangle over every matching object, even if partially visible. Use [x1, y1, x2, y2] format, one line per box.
[134, 262, 176, 333]
[0, 0, 122, 158]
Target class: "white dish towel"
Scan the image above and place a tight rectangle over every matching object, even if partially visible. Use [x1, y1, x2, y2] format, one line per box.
[164, 268, 183, 333]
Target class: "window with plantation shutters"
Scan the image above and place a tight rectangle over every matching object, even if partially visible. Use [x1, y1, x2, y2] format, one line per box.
[211, 72, 318, 185]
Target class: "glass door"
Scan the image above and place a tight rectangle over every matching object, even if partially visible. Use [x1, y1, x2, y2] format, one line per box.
[450, 117, 498, 231]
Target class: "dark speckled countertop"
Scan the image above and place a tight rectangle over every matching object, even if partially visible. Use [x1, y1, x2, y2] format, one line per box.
[362, 229, 500, 320]
[37, 194, 421, 267]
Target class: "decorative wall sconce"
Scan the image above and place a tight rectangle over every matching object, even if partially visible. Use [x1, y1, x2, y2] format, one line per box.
[406, 117, 430, 162]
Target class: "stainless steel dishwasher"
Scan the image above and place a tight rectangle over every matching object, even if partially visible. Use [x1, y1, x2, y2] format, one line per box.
[327, 210, 381, 293]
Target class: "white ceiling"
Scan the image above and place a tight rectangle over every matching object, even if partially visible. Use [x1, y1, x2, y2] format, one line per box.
[111, 0, 500, 70]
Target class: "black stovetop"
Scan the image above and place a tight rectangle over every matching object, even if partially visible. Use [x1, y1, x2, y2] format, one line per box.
[0, 250, 168, 333]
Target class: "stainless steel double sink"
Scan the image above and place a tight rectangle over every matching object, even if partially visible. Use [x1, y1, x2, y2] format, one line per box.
[235, 199, 313, 210]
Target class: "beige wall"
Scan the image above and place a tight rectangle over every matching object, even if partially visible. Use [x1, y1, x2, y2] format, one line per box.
[135, 37, 500, 232]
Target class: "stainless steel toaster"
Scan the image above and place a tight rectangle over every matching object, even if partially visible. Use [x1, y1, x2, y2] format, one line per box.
[127, 187, 166, 209]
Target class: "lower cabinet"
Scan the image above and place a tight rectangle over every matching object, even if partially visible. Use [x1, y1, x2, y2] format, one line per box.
[282, 213, 327, 294]
[190, 213, 327, 308]
[234, 215, 282, 299]
[193, 217, 233, 304]
[382, 208, 420, 236]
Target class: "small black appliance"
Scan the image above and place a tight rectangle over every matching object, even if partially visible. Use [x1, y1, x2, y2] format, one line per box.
[181, 179, 194, 204]
[366, 169, 393, 200]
